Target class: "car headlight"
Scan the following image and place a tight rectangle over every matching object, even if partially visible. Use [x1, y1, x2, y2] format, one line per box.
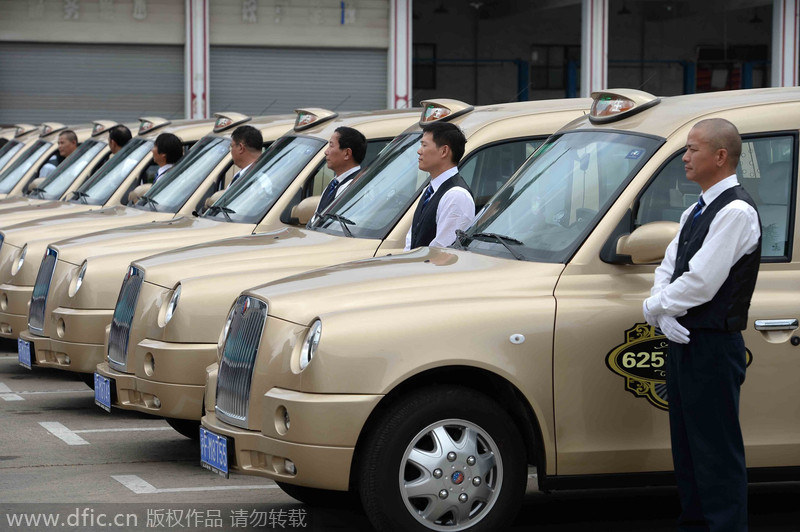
[217, 305, 236, 361]
[299, 320, 321, 371]
[68, 260, 88, 297]
[163, 283, 181, 325]
[12, 244, 26, 276]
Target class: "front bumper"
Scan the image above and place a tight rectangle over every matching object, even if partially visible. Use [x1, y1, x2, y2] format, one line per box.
[96, 361, 205, 420]
[0, 283, 32, 339]
[201, 388, 382, 490]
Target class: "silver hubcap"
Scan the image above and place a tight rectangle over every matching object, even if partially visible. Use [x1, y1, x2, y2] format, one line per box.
[399, 419, 502, 531]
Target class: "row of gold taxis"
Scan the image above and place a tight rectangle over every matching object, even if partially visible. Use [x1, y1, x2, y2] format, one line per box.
[6, 87, 800, 532]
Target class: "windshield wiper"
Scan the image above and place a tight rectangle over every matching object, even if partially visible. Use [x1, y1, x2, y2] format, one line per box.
[320, 212, 355, 237]
[72, 190, 90, 204]
[471, 232, 525, 260]
[28, 187, 46, 199]
[453, 229, 468, 250]
[206, 205, 236, 222]
[140, 196, 159, 211]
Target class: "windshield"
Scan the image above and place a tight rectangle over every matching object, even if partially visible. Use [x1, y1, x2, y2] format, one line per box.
[0, 140, 52, 194]
[310, 133, 427, 239]
[461, 130, 663, 263]
[32, 140, 107, 200]
[0, 141, 23, 172]
[136, 136, 229, 213]
[204, 135, 325, 224]
[69, 138, 154, 206]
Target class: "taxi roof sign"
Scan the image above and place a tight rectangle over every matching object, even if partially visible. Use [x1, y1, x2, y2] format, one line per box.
[39, 122, 67, 138]
[14, 124, 37, 138]
[293, 108, 338, 131]
[138, 116, 171, 136]
[91, 120, 119, 137]
[213, 112, 251, 133]
[589, 89, 661, 124]
[419, 99, 474, 126]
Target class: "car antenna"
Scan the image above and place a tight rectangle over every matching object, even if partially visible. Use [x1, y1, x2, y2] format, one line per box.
[259, 99, 278, 115]
[332, 95, 351, 111]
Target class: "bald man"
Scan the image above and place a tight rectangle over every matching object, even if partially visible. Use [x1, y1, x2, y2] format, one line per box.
[643, 118, 760, 532]
[39, 130, 78, 179]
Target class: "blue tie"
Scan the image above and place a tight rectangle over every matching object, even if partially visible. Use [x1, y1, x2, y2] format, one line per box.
[318, 178, 340, 212]
[421, 184, 434, 207]
[232, 171, 241, 182]
[689, 196, 705, 228]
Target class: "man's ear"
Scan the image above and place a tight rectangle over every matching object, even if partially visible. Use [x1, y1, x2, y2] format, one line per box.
[344, 147, 352, 160]
[440, 144, 450, 160]
[716, 147, 728, 167]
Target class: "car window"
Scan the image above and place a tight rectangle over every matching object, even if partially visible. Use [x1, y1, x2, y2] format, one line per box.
[0, 140, 23, 172]
[69, 138, 154, 206]
[636, 134, 795, 260]
[460, 138, 545, 211]
[0, 140, 52, 194]
[33, 140, 108, 200]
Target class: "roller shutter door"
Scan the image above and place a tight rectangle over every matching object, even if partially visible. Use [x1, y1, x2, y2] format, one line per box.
[0, 43, 184, 123]
[210, 46, 387, 115]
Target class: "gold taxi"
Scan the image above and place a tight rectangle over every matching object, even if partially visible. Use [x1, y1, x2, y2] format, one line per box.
[200, 87, 800, 532]
[6, 113, 295, 347]
[18, 108, 418, 388]
[93, 98, 590, 439]
[0, 121, 118, 206]
[0, 124, 40, 175]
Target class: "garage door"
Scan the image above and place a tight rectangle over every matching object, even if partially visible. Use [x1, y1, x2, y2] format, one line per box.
[210, 46, 387, 116]
[0, 42, 184, 124]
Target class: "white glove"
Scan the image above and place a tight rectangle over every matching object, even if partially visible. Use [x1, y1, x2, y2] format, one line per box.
[657, 315, 690, 344]
[642, 299, 660, 327]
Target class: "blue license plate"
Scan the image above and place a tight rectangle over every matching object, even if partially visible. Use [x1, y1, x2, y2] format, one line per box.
[94, 373, 112, 412]
[17, 339, 31, 370]
[200, 427, 229, 478]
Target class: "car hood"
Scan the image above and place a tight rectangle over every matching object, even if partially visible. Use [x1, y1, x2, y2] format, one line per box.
[51, 215, 257, 266]
[2, 205, 175, 251]
[245, 248, 565, 325]
[0, 201, 97, 227]
[135, 227, 380, 289]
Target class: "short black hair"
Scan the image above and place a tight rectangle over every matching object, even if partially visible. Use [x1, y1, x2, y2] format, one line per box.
[60, 129, 78, 145]
[155, 133, 183, 164]
[109, 125, 132, 148]
[334, 126, 367, 164]
[421, 121, 466, 164]
[231, 125, 263, 152]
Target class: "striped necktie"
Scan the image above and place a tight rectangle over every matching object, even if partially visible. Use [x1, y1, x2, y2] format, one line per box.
[689, 196, 705, 228]
[421, 184, 434, 207]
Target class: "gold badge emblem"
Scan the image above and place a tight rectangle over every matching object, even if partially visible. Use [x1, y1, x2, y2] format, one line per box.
[605, 323, 752, 411]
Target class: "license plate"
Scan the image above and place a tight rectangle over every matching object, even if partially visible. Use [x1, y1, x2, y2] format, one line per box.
[17, 339, 31, 370]
[200, 427, 229, 478]
[94, 373, 112, 412]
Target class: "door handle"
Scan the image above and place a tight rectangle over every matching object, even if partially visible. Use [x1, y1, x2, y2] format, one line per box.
[754, 319, 799, 331]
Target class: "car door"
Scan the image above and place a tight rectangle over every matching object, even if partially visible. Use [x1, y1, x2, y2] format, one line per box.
[552, 132, 800, 477]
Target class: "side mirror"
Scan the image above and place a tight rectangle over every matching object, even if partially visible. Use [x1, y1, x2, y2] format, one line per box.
[616, 221, 679, 264]
[204, 190, 225, 210]
[127, 183, 152, 205]
[290, 196, 320, 226]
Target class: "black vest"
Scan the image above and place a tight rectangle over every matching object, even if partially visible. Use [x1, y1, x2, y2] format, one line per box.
[671, 185, 761, 331]
[410, 174, 472, 249]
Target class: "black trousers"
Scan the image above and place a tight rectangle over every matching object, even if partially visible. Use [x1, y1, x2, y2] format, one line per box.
[667, 330, 748, 532]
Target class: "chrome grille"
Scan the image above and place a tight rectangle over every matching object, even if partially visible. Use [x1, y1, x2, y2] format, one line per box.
[216, 295, 268, 428]
[107, 266, 144, 371]
[28, 247, 58, 334]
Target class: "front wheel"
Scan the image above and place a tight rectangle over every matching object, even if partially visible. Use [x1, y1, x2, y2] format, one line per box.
[165, 417, 200, 440]
[358, 386, 526, 532]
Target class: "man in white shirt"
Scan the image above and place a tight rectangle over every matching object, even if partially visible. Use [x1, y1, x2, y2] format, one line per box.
[405, 121, 474, 250]
[229, 125, 263, 183]
[643, 118, 760, 532]
[151, 133, 182, 183]
[314, 126, 366, 217]
[39, 130, 78, 179]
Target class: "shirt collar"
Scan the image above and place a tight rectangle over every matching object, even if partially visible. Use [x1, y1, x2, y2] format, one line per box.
[336, 165, 360, 183]
[238, 162, 253, 176]
[429, 166, 459, 192]
[156, 163, 173, 177]
[701, 174, 739, 207]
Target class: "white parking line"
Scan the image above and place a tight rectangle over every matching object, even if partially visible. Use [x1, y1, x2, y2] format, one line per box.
[39, 422, 89, 445]
[0, 382, 24, 401]
[40, 422, 173, 445]
[112, 475, 278, 494]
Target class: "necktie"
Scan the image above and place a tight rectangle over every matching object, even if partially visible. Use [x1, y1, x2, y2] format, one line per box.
[689, 196, 705, 228]
[232, 171, 241, 182]
[421, 184, 434, 207]
[318, 178, 340, 212]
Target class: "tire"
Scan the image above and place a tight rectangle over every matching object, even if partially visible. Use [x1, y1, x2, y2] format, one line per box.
[276, 482, 358, 509]
[358, 386, 527, 532]
[166, 417, 200, 440]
